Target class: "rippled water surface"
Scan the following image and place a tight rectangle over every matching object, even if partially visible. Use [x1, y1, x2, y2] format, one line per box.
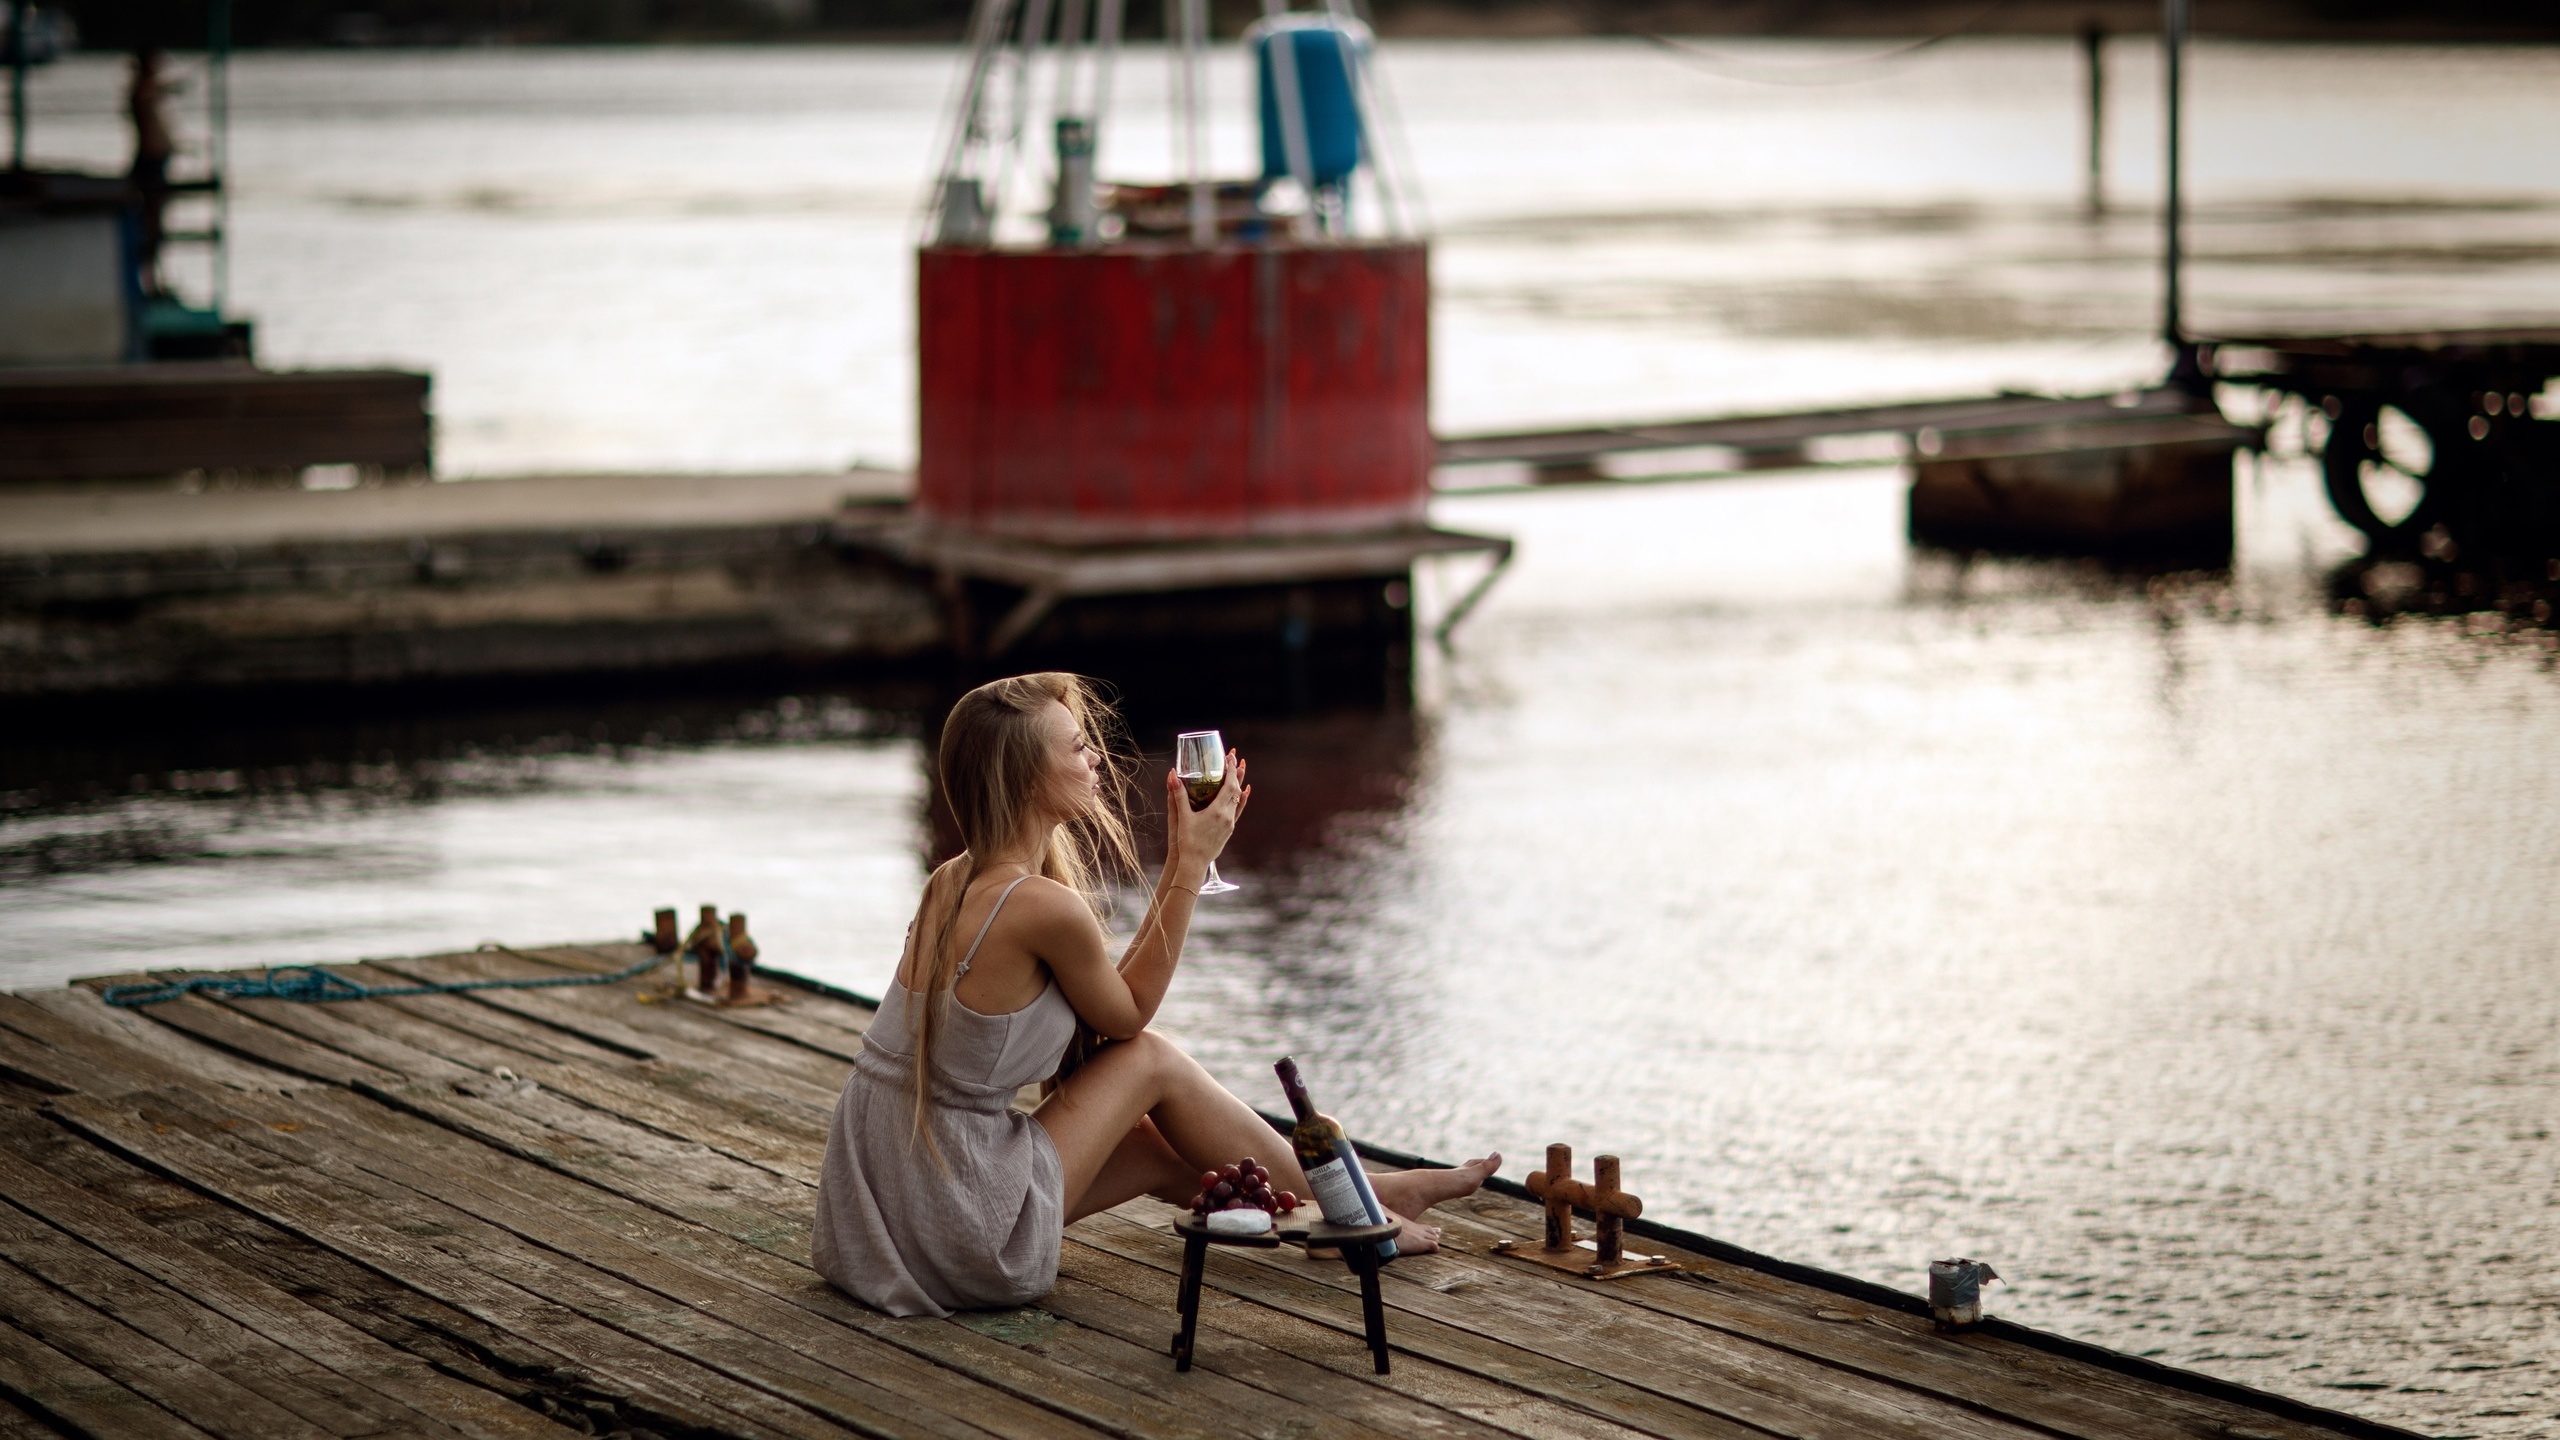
[10, 40, 2560, 1436]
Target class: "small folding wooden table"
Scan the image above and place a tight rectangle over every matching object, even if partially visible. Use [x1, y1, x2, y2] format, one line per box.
[1168, 1215, 1402, 1374]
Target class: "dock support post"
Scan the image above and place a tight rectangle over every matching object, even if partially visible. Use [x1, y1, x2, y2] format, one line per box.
[2160, 0, 2202, 390]
[1433, 538, 1514, 651]
[2080, 23, 2105, 216]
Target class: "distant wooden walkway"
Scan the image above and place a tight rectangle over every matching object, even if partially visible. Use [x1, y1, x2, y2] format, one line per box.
[0, 945, 2408, 1440]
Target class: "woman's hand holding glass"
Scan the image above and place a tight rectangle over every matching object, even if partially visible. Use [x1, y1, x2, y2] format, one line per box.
[1165, 744, 1247, 895]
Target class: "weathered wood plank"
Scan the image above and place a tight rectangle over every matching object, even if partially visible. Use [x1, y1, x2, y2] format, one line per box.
[0, 1204, 461, 1439]
[112, 1086, 988, 1434]
[340, 953, 669, 1060]
[106, 986, 826, 1247]
[316, 968, 842, 1139]
[0, 990, 288, 1095]
[0, 1255, 342, 1440]
[207, 1063, 1479, 1440]
[942, 1293, 1410, 1440]
[0, 1389, 68, 1440]
[0, 1136, 575, 1440]
[193, 982, 828, 1185]
[205, 1085, 1119, 1440]
[86, 990, 405, 1090]
[0, 1108, 605, 1433]
[1051, 1242, 1668, 1440]
[1433, 1194, 2346, 1440]
[376, 950, 861, 1106]
[365, 948, 864, 1086]
[0, 1013, 129, 1097]
[48, 1090, 883, 1440]
[215, 1082, 1297, 1440]
[1066, 1217, 1755, 1440]
[17, 985, 293, 1086]
[68, 986, 814, 1239]
[1102, 1201, 2055, 1440]
[500, 943, 880, 1058]
[1038, 1269, 1534, 1440]
[0, 1313, 218, 1440]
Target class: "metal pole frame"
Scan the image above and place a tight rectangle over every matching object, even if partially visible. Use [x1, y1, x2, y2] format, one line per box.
[1180, 0, 1212, 248]
[1321, 0, 1412, 238]
[990, 0, 1057, 237]
[1055, 0, 1090, 112]
[1090, 0, 1125, 143]
[920, 0, 1021, 245]
[1257, 4, 1320, 241]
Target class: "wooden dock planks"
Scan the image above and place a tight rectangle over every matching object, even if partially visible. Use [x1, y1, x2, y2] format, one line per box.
[0, 945, 2410, 1440]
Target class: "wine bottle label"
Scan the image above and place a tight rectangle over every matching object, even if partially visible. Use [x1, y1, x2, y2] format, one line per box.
[1301, 1157, 1369, 1225]
[1334, 1139, 1399, 1258]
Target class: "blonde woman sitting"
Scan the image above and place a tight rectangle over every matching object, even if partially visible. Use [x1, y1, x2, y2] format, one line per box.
[814, 673, 1500, 1317]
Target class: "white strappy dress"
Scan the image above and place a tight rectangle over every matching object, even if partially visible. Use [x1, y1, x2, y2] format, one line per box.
[813, 876, 1080, 1317]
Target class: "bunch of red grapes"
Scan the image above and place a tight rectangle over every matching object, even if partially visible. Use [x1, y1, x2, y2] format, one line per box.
[1189, 1157, 1299, 1217]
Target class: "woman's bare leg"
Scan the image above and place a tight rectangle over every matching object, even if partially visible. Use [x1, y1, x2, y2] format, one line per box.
[1039, 1031, 1302, 1220]
[1036, 1031, 1500, 1247]
[1058, 1117, 1193, 1223]
[1369, 1162, 1504, 1224]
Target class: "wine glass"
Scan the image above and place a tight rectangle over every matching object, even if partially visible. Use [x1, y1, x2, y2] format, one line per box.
[1174, 730, 1241, 896]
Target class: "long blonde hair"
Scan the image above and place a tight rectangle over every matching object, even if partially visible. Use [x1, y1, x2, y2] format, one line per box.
[908, 673, 1139, 1151]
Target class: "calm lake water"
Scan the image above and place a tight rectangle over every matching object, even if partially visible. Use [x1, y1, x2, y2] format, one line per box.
[11, 39, 2560, 1436]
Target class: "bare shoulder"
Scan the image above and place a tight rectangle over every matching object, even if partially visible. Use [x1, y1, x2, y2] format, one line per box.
[1003, 874, 1100, 926]
[993, 876, 1104, 955]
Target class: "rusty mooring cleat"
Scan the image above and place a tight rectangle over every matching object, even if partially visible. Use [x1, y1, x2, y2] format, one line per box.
[1928, 1258, 2002, 1331]
[685, 904, 725, 996]
[719, 912, 782, 1005]
[1492, 1143, 1680, 1280]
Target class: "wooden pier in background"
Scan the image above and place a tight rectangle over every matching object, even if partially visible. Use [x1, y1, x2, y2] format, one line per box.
[0, 945, 2410, 1440]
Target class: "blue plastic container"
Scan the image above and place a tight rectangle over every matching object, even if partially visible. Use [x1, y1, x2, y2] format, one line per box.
[1252, 18, 1366, 187]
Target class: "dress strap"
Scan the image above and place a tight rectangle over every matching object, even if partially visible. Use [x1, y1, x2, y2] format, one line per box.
[954, 874, 1036, 978]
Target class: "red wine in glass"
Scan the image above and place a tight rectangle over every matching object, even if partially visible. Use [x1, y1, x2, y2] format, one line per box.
[1174, 729, 1240, 896]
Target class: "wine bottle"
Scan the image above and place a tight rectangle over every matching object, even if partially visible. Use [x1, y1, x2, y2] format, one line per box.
[1273, 1057, 1398, 1258]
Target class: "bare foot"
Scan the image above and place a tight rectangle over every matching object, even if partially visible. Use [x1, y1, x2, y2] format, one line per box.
[1299, 1154, 1497, 1258]
[1368, 1152, 1501, 1225]
[1385, 1210, 1445, 1253]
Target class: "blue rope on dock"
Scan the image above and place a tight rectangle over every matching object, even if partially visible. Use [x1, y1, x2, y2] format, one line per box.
[100, 944, 669, 1009]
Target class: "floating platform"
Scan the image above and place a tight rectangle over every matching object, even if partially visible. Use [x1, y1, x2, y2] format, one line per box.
[0, 386, 2270, 701]
[0, 947, 2412, 1440]
[0, 470, 934, 698]
[0, 473, 1491, 702]
[0, 365, 433, 484]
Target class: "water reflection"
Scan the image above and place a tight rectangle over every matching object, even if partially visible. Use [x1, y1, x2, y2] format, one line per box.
[0, 670, 1441, 1000]
[2331, 551, 2560, 634]
[0, 683, 930, 989]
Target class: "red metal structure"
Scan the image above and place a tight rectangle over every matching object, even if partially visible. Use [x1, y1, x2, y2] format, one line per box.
[917, 241, 1429, 542]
